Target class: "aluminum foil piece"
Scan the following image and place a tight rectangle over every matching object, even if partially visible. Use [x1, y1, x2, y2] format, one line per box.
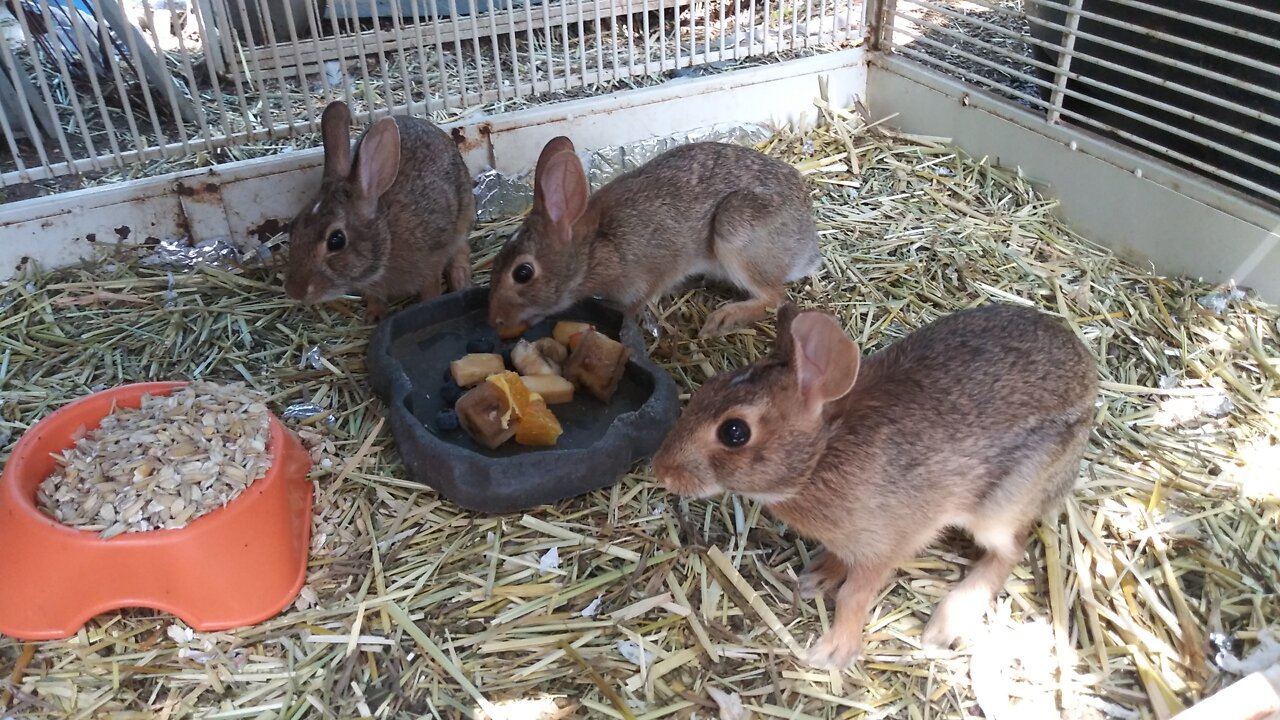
[162, 272, 178, 306]
[1153, 390, 1236, 426]
[252, 243, 273, 265]
[470, 122, 773, 221]
[1209, 629, 1280, 675]
[301, 345, 324, 371]
[1211, 631, 1234, 670]
[282, 403, 336, 425]
[580, 123, 772, 191]
[639, 307, 661, 338]
[140, 236, 240, 270]
[1197, 286, 1246, 314]
[473, 169, 535, 223]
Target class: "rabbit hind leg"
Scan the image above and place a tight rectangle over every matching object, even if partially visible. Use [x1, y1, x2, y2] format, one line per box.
[921, 433, 1084, 651]
[700, 191, 802, 338]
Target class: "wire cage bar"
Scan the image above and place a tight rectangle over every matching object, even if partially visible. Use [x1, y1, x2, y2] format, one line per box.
[0, 0, 862, 189]
[870, 0, 1280, 208]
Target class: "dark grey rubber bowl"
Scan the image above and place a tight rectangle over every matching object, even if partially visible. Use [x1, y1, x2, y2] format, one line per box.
[367, 288, 680, 513]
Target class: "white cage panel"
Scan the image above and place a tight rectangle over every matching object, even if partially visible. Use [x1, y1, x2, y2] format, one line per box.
[0, 0, 862, 188]
[872, 0, 1280, 208]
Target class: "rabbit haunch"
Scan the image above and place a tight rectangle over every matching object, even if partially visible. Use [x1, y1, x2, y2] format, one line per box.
[487, 137, 821, 340]
[285, 101, 475, 322]
[652, 303, 1097, 670]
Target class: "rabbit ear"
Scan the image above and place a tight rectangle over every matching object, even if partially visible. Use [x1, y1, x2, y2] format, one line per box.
[533, 137, 588, 238]
[321, 101, 353, 180]
[352, 117, 402, 202]
[790, 311, 860, 411]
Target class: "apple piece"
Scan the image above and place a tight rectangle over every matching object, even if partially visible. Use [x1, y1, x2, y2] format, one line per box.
[451, 353, 506, 387]
[553, 320, 594, 347]
[514, 397, 563, 447]
[519, 374, 575, 405]
[533, 337, 568, 365]
[455, 382, 517, 449]
[510, 339, 561, 377]
[563, 330, 630, 402]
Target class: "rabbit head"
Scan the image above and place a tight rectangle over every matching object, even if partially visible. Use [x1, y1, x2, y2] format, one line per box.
[487, 136, 592, 334]
[286, 101, 402, 304]
[652, 304, 861, 503]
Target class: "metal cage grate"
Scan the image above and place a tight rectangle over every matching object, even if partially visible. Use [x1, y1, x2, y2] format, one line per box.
[0, 0, 862, 189]
[873, 0, 1280, 208]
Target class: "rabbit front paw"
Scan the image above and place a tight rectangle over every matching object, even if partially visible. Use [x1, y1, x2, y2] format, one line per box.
[806, 628, 862, 670]
[799, 553, 847, 600]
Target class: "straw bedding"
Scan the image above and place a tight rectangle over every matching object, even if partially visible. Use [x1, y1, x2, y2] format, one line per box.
[1, 104, 1277, 719]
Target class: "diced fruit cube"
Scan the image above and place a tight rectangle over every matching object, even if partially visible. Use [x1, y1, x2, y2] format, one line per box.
[514, 397, 563, 447]
[563, 330, 630, 402]
[553, 321, 593, 347]
[450, 353, 506, 387]
[435, 408, 460, 432]
[568, 331, 587, 352]
[519, 374, 574, 405]
[497, 323, 529, 340]
[455, 382, 517, 449]
[533, 337, 568, 364]
[511, 339, 560, 376]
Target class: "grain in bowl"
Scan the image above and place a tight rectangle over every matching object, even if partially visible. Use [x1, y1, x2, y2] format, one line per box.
[36, 381, 273, 538]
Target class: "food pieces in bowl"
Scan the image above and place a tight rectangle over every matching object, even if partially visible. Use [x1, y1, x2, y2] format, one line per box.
[455, 371, 565, 449]
[514, 396, 563, 447]
[497, 323, 529, 340]
[35, 381, 273, 539]
[487, 371, 534, 425]
[511, 339, 561, 377]
[563, 330, 630, 402]
[533, 337, 568, 365]
[553, 321, 593, 347]
[455, 381, 518, 449]
[519, 375, 574, 405]
[442, 318, 631, 450]
[450, 353, 506, 387]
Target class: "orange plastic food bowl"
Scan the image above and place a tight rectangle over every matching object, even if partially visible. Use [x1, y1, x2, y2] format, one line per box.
[0, 382, 314, 641]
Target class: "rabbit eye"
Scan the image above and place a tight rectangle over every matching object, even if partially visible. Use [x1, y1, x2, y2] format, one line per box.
[717, 418, 751, 448]
[326, 230, 346, 252]
[513, 263, 535, 284]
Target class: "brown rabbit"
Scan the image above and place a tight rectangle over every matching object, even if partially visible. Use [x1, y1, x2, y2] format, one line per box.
[487, 137, 821, 339]
[652, 302, 1097, 669]
[285, 101, 475, 322]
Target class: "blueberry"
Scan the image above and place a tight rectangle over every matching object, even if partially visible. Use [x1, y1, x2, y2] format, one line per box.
[466, 336, 495, 354]
[435, 408, 460, 432]
[442, 366, 454, 382]
[440, 380, 463, 407]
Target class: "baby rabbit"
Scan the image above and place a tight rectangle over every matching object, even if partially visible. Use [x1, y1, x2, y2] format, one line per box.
[652, 302, 1097, 670]
[285, 101, 475, 322]
[487, 136, 821, 339]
